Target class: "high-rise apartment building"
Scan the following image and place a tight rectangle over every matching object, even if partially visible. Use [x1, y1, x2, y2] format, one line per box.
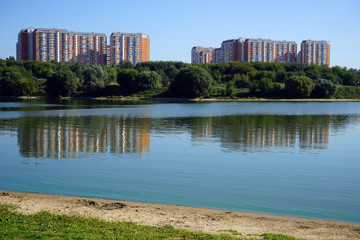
[298, 40, 330, 67]
[221, 39, 236, 63]
[110, 32, 150, 66]
[193, 37, 313, 65]
[191, 46, 214, 63]
[232, 38, 297, 63]
[17, 27, 107, 65]
[232, 38, 246, 62]
[213, 48, 223, 63]
[274, 41, 298, 63]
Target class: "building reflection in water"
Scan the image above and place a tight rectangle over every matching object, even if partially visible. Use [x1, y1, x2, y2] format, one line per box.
[185, 115, 330, 152]
[12, 114, 335, 158]
[17, 116, 151, 159]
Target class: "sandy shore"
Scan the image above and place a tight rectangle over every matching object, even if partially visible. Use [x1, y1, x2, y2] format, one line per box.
[1, 191, 359, 240]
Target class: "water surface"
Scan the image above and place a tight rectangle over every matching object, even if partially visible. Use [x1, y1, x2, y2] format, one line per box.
[0, 100, 359, 223]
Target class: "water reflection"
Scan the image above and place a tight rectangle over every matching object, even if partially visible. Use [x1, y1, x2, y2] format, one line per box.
[14, 116, 151, 158]
[0, 113, 357, 159]
[152, 115, 331, 152]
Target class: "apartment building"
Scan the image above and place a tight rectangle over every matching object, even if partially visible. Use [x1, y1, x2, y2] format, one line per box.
[195, 38, 298, 64]
[274, 41, 298, 63]
[213, 48, 223, 63]
[232, 38, 297, 63]
[109, 32, 150, 66]
[298, 40, 330, 67]
[17, 27, 107, 65]
[232, 38, 246, 62]
[191, 46, 214, 63]
[221, 39, 236, 63]
[72, 32, 107, 65]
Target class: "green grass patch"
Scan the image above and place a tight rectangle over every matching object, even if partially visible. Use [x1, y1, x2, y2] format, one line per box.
[0, 204, 305, 240]
[219, 229, 242, 235]
[261, 233, 306, 240]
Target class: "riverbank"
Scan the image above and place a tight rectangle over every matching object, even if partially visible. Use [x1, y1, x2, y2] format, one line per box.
[2, 95, 360, 102]
[1, 191, 359, 240]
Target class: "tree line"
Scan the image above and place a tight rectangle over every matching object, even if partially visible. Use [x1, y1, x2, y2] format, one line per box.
[0, 57, 359, 99]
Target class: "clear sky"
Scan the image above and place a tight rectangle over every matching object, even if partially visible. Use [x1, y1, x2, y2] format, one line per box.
[0, 0, 359, 69]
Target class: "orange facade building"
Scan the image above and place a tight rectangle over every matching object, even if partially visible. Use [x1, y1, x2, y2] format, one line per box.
[232, 38, 297, 63]
[17, 28, 107, 65]
[16, 28, 151, 66]
[298, 40, 330, 67]
[193, 37, 328, 66]
[191, 46, 214, 63]
[110, 32, 150, 66]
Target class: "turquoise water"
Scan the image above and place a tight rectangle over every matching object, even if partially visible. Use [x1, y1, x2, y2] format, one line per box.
[0, 100, 359, 223]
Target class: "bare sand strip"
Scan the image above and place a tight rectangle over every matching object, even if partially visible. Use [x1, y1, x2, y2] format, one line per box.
[1, 191, 359, 240]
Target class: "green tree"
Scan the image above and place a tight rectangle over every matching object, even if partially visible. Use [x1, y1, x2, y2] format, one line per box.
[235, 74, 251, 89]
[46, 70, 78, 97]
[117, 69, 139, 88]
[225, 81, 236, 97]
[117, 61, 133, 69]
[82, 65, 108, 95]
[171, 66, 214, 98]
[285, 75, 314, 98]
[15, 77, 39, 96]
[133, 71, 161, 90]
[0, 67, 24, 96]
[311, 78, 337, 98]
[258, 77, 274, 96]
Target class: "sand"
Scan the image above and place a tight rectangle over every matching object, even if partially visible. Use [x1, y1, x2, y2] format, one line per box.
[0, 191, 359, 240]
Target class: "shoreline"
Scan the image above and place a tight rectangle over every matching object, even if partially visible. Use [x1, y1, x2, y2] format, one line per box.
[1, 95, 360, 102]
[1, 191, 359, 240]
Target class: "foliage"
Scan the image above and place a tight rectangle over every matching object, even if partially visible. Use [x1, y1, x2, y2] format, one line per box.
[334, 85, 360, 99]
[82, 65, 108, 95]
[311, 78, 337, 98]
[117, 68, 139, 89]
[258, 78, 275, 96]
[171, 66, 214, 98]
[15, 77, 43, 96]
[225, 81, 236, 97]
[134, 70, 161, 90]
[46, 70, 78, 97]
[0, 58, 359, 99]
[285, 75, 314, 98]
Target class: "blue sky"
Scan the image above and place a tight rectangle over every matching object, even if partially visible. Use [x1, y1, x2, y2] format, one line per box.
[0, 0, 359, 68]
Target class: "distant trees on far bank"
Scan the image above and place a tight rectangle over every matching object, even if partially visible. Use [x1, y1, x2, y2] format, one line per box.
[0, 57, 359, 99]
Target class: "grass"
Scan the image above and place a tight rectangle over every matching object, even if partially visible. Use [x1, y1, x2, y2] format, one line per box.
[219, 229, 242, 235]
[0, 204, 306, 240]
